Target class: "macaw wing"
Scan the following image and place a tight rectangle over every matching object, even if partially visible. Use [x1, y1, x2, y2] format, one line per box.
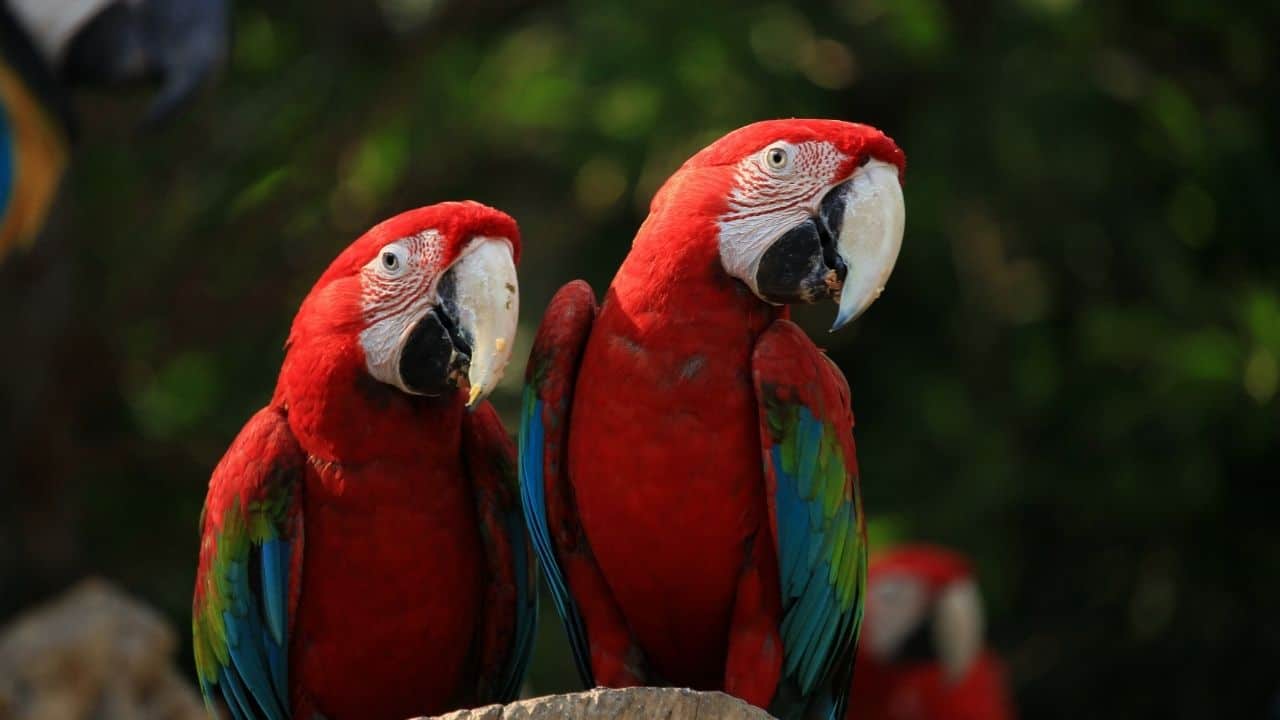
[192, 406, 304, 720]
[752, 320, 867, 719]
[464, 401, 538, 703]
[517, 279, 598, 686]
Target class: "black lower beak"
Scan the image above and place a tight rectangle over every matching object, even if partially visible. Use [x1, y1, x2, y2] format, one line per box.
[754, 181, 851, 304]
[894, 612, 938, 665]
[397, 271, 473, 396]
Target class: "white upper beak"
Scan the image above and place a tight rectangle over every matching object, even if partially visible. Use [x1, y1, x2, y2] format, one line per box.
[934, 579, 984, 683]
[449, 238, 519, 408]
[831, 159, 906, 331]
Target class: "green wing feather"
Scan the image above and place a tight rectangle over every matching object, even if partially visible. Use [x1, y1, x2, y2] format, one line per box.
[192, 407, 303, 720]
[753, 321, 867, 720]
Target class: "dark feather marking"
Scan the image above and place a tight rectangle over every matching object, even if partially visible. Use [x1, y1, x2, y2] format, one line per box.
[609, 332, 645, 356]
[678, 354, 708, 381]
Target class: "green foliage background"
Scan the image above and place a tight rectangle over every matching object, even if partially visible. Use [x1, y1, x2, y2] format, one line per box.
[1, 0, 1277, 717]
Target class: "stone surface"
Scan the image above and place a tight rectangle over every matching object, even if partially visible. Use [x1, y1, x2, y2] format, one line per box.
[426, 687, 776, 720]
[0, 578, 204, 720]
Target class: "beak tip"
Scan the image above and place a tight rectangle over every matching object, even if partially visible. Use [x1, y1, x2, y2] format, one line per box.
[465, 385, 484, 409]
[829, 303, 862, 332]
[826, 158, 904, 334]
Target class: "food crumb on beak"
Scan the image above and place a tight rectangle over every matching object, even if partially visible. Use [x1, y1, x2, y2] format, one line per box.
[825, 269, 842, 293]
[495, 338, 506, 352]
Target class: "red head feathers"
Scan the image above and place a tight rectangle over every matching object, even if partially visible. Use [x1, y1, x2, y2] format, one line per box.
[276, 201, 521, 462]
[851, 544, 1017, 720]
[636, 118, 907, 331]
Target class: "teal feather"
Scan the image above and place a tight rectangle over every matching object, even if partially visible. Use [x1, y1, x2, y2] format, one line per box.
[261, 538, 287, 646]
[519, 387, 593, 686]
[218, 667, 253, 720]
[201, 507, 292, 719]
[761, 385, 865, 714]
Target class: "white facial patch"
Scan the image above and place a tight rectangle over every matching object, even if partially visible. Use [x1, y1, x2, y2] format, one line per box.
[864, 573, 930, 660]
[359, 229, 446, 391]
[717, 140, 846, 296]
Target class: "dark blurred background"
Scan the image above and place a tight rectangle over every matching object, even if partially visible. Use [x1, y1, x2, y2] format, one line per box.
[1, 0, 1277, 717]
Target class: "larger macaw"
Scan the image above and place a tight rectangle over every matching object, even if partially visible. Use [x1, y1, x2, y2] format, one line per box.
[520, 119, 906, 719]
[192, 202, 536, 720]
[849, 545, 1017, 720]
[0, 0, 225, 257]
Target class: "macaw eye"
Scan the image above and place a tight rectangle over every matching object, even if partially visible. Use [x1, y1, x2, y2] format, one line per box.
[375, 244, 409, 277]
[764, 144, 791, 173]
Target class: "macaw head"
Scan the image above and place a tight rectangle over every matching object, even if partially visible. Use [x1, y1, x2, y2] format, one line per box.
[654, 119, 905, 330]
[860, 544, 986, 683]
[285, 202, 520, 410]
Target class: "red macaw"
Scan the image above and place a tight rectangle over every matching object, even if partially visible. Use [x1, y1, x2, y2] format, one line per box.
[519, 119, 906, 719]
[191, 202, 536, 720]
[849, 545, 1017, 720]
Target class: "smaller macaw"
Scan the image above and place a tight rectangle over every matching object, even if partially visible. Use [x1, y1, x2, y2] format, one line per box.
[192, 202, 535, 720]
[849, 545, 1017, 720]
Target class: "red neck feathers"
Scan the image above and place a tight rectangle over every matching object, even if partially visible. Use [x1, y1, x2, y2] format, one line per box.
[271, 262, 462, 465]
[611, 161, 781, 331]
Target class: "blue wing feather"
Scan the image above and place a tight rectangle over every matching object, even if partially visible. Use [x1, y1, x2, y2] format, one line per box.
[769, 424, 861, 718]
[518, 387, 594, 686]
[222, 597, 286, 720]
[263, 624, 286, 707]
[497, 489, 539, 701]
[260, 537, 289, 706]
[0, 103, 12, 218]
[218, 666, 253, 720]
[754, 322, 867, 720]
[193, 408, 301, 720]
[210, 543, 294, 720]
[260, 538, 287, 645]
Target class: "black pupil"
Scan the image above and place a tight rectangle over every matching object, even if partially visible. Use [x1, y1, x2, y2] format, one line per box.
[383, 252, 397, 268]
[771, 150, 784, 165]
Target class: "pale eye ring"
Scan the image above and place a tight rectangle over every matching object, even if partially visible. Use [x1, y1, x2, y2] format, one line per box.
[375, 244, 409, 277]
[764, 144, 791, 172]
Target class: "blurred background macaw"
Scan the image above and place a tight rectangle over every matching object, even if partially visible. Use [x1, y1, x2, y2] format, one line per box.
[849, 544, 1016, 720]
[0, 0, 227, 659]
[1, 0, 227, 256]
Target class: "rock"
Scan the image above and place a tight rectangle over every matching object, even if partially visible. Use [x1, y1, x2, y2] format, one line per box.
[0, 577, 204, 720]
[426, 687, 776, 720]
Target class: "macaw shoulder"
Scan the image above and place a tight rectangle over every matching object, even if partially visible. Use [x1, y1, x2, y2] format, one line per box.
[202, 406, 305, 532]
[529, 281, 597, 380]
[753, 319, 852, 410]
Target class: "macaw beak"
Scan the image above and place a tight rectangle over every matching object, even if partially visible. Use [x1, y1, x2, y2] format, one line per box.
[866, 577, 982, 684]
[751, 159, 905, 331]
[449, 238, 519, 408]
[829, 160, 906, 331]
[396, 238, 518, 405]
[933, 579, 984, 684]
